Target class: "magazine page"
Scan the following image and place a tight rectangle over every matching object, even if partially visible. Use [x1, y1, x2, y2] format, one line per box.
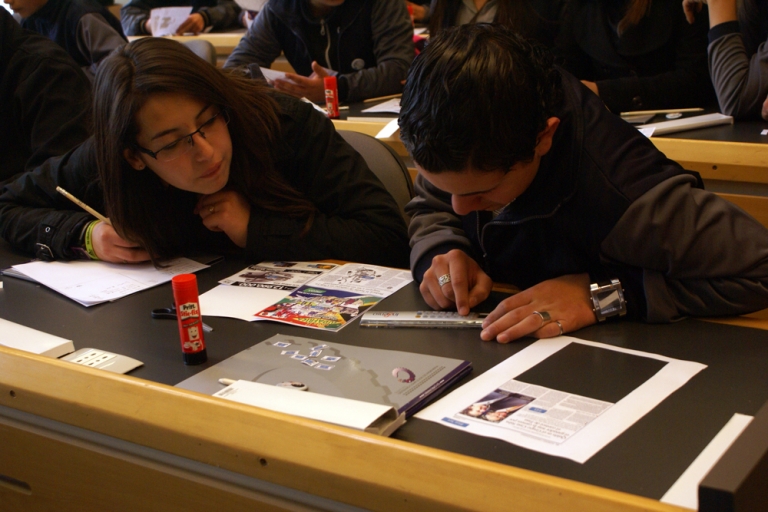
[253, 264, 413, 331]
[176, 333, 471, 416]
[415, 336, 706, 463]
[199, 261, 338, 321]
[219, 261, 338, 290]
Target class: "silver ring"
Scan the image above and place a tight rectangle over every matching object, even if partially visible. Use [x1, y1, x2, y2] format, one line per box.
[438, 274, 452, 287]
[532, 311, 551, 324]
[208, 205, 215, 213]
[555, 320, 563, 336]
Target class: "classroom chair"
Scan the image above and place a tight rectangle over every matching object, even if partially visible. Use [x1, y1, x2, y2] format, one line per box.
[337, 130, 415, 222]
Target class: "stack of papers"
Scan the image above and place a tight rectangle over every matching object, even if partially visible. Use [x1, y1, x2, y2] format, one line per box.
[11, 258, 209, 307]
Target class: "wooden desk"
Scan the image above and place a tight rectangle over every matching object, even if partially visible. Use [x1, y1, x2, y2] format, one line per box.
[2, 244, 767, 511]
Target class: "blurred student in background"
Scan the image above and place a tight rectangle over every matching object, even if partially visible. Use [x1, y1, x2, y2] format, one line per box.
[224, 0, 414, 103]
[120, 0, 241, 36]
[428, 0, 562, 48]
[7, 0, 125, 79]
[556, 0, 716, 113]
[683, 0, 768, 120]
[0, 7, 90, 186]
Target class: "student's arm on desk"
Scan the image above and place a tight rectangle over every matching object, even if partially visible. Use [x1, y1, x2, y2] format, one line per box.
[223, 8, 282, 71]
[120, 0, 151, 36]
[601, 175, 768, 322]
[197, 0, 242, 32]
[0, 140, 97, 260]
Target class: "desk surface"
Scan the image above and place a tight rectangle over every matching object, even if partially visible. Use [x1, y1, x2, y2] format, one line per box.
[127, 30, 246, 56]
[1, 242, 767, 511]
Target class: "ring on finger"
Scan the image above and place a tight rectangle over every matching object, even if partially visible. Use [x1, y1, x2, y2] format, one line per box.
[438, 274, 452, 287]
[532, 310, 551, 326]
[208, 205, 215, 213]
[554, 320, 564, 336]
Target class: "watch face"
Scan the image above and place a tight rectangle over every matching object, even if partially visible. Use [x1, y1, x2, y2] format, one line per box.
[592, 281, 626, 319]
[596, 288, 622, 314]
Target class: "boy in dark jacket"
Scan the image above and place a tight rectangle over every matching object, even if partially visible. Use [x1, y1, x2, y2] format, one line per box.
[0, 8, 90, 186]
[9, 0, 126, 79]
[399, 24, 768, 342]
[224, 0, 414, 103]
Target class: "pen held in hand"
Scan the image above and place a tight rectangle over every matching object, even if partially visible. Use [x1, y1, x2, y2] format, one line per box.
[56, 186, 111, 225]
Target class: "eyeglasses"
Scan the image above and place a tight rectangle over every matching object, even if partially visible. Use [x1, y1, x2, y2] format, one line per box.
[134, 108, 230, 162]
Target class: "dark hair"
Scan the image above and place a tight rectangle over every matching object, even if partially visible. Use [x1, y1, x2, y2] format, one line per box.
[399, 24, 562, 174]
[93, 38, 315, 262]
[428, 0, 559, 47]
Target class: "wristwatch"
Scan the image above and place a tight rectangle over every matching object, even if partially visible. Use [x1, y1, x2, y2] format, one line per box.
[589, 279, 627, 322]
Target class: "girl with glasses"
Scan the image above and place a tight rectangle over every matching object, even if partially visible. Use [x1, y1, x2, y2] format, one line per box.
[0, 37, 409, 268]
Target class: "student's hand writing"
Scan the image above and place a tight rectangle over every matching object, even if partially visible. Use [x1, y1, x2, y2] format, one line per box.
[92, 221, 151, 263]
[480, 273, 595, 343]
[176, 13, 205, 35]
[275, 62, 329, 103]
[195, 190, 251, 247]
[421, 249, 493, 316]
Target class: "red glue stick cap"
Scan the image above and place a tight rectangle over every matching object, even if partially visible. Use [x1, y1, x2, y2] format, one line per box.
[172, 273, 198, 294]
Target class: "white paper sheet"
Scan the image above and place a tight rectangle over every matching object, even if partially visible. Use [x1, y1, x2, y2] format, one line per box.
[415, 336, 706, 463]
[376, 119, 400, 139]
[260, 67, 290, 84]
[361, 98, 401, 114]
[661, 413, 753, 510]
[149, 7, 192, 36]
[13, 258, 208, 307]
[0, 318, 74, 358]
[214, 380, 405, 435]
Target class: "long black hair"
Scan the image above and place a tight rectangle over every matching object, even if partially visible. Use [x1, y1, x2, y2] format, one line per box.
[93, 38, 315, 261]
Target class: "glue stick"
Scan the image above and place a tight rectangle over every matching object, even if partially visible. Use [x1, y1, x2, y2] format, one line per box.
[171, 274, 207, 365]
[324, 76, 340, 119]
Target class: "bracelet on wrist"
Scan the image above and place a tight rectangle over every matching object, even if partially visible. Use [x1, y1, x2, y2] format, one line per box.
[84, 220, 101, 260]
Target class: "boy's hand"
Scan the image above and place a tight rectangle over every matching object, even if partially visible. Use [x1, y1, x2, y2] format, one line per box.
[420, 249, 493, 316]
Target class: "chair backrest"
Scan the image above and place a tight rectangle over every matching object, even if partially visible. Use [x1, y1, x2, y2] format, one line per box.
[337, 130, 414, 222]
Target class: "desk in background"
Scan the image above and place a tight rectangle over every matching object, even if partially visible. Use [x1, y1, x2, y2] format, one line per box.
[1, 241, 767, 511]
[126, 32, 295, 71]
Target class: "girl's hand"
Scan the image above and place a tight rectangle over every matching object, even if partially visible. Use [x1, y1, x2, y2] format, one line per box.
[92, 222, 150, 263]
[195, 190, 251, 247]
[480, 273, 596, 343]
